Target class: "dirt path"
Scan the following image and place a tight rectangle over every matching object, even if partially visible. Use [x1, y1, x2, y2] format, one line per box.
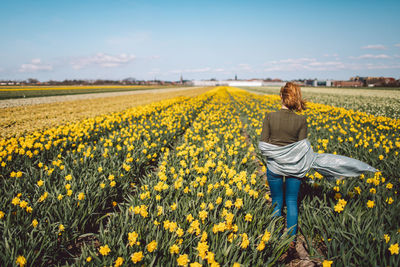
[0, 86, 203, 108]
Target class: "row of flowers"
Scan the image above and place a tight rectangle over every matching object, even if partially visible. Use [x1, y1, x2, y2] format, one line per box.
[0, 90, 215, 265]
[76, 87, 294, 266]
[2, 86, 398, 266]
[229, 89, 399, 266]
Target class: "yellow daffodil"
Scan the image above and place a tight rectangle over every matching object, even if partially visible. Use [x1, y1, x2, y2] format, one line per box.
[389, 243, 399, 255]
[131, 251, 143, 263]
[177, 254, 189, 266]
[99, 244, 111, 256]
[16, 255, 27, 267]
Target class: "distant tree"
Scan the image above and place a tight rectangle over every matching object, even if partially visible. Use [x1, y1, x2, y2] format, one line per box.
[48, 80, 58, 85]
[123, 77, 136, 84]
[27, 78, 39, 84]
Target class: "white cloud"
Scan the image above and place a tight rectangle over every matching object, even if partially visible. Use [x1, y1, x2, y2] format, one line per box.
[147, 68, 161, 76]
[264, 64, 304, 72]
[330, 62, 400, 71]
[19, 59, 53, 73]
[214, 68, 225, 72]
[263, 57, 317, 71]
[264, 57, 346, 72]
[323, 53, 339, 57]
[394, 43, 400, 47]
[31, 58, 41, 64]
[308, 61, 344, 67]
[362, 44, 387, 50]
[189, 67, 211, 73]
[170, 67, 212, 74]
[169, 70, 182, 74]
[71, 53, 136, 69]
[237, 63, 252, 71]
[263, 56, 400, 73]
[364, 63, 400, 70]
[349, 54, 391, 59]
[279, 58, 316, 64]
[150, 67, 225, 77]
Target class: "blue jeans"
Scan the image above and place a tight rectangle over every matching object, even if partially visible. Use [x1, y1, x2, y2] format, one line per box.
[267, 168, 301, 237]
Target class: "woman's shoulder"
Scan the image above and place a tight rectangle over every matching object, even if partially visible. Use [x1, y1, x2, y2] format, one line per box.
[298, 113, 307, 118]
[295, 112, 307, 121]
[264, 110, 276, 116]
[283, 110, 307, 123]
[299, 113, 307, 125]
[267, 109, 307, 120]
[265, 110, 281, 119]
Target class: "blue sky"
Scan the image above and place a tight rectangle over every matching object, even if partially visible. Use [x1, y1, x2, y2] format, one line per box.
[1, 0, 399, 81]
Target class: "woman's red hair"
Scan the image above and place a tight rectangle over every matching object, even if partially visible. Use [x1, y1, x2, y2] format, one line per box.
[280, 82, 306, 112]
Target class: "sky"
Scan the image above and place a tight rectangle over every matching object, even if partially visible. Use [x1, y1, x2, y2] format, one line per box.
[1, 0, 400, 81]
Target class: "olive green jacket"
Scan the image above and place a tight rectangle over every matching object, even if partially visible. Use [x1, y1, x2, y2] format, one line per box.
[260, 109, 307, 146]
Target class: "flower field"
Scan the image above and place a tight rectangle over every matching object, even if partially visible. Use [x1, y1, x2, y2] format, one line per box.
[0, 86, 210, 139]
[0, 85, 178, 100]
[245, 86, 400, 119]
[0, 87, 399, 266]
[231, 89, 400, 266]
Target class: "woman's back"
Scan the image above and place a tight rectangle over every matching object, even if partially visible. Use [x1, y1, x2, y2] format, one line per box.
[260, 82, 308, 242]
[260, 109, 307, 146]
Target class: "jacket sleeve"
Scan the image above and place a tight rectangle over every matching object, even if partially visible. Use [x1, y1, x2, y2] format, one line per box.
[260, 112, 270, 142]
[298, 115, 308, 141]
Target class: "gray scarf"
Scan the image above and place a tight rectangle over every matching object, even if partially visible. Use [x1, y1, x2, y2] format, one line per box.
[258, 139, 378, 179]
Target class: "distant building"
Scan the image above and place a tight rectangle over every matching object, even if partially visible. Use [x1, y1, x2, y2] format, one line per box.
[304, 79, 315, 86]
[313, 80, 318, 87]
[303, 79, 333, 87]
[332, 80, 363, 87]
[350, 76, 397, 87]
[192, 79, 285, 87]
[192, 80, 223, 86]
[229, 80, 263, 87]
[262, 81, 286, 86]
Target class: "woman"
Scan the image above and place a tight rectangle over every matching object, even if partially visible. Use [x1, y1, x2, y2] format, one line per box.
[258, 82, 377, 252]
[259, 82, 306, 240]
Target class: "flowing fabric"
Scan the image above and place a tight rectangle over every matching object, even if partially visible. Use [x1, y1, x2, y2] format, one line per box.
[258, 139, 378, 179]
